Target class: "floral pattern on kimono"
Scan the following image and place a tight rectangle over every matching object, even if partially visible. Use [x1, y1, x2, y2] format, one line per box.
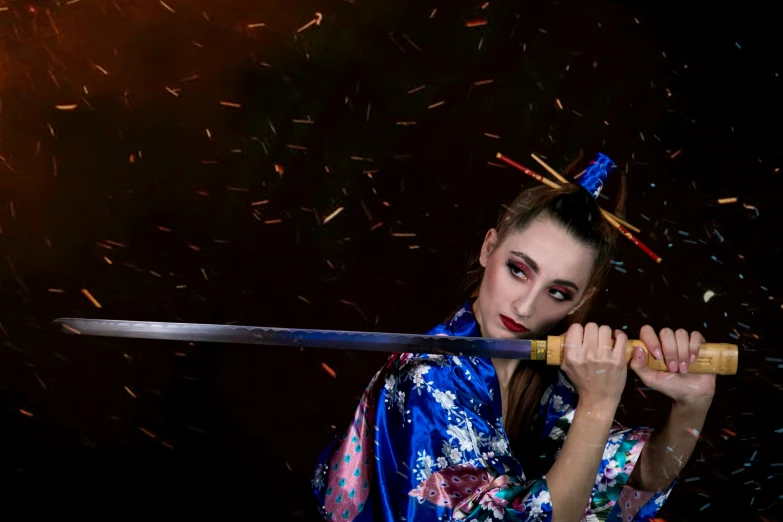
[313, 300, 675, 521]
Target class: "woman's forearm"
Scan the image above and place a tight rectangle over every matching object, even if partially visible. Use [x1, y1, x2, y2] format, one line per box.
[546, 403, 616, 522]
[629, 400, 711, 492]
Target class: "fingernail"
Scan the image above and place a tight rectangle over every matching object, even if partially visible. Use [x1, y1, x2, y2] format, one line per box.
[690, 354, 696, 364]
[668, 361, 678, 372]
[655, 350, 662, 359]
[680, 361, 688, 374]
[636, 346, 644, 358]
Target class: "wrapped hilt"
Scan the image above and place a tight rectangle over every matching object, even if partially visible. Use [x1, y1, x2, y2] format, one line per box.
[545, 336, 738, 375]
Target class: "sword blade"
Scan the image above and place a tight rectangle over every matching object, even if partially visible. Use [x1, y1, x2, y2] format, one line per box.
[54, 318, 543, 360]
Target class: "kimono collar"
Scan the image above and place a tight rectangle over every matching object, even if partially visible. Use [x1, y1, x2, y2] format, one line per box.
[443, 300, 482, 338]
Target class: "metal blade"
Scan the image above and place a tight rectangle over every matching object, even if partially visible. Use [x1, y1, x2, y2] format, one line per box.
[54, 318, 547, 360]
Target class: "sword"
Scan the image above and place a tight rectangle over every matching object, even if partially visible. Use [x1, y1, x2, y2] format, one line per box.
[53, 318, 738, 375]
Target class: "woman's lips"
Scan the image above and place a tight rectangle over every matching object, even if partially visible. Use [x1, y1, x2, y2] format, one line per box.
[499, 314, 528, 333]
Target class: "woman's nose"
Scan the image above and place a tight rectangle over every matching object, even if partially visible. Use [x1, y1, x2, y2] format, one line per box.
[512, 292, 537, 318]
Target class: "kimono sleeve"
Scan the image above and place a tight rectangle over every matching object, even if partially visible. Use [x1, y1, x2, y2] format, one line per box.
[375, 355, 555, 522]
[594, 427, 676, 522]
[536, 371, 676, 522]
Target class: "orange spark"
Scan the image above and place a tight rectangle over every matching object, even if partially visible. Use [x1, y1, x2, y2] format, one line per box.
[322, 207, 344, 224]
[297, 12, 323, 33]
[139, 427, 157, 439]
[81, 288, 102, 308]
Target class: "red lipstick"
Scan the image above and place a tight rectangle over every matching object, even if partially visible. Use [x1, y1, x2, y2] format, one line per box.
[499, 315, 528, 333]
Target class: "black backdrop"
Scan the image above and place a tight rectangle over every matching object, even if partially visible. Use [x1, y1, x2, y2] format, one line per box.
[0, 0, 781, 519]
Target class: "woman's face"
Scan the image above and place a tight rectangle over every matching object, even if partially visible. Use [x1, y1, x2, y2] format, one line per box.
[473, 216, 597, 340]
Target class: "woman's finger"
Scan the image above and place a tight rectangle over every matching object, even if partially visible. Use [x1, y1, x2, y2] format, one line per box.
[689, 330, 705, 365]
[659, 327, 678, 372]
[675, 329, 690, 373]
[640, 325, 662, 360]
[583, 322, 599, 357]
[565, 323, 583, 344]
[598, 325, 613, 356]
[563, 323, 584, 365]
[613, 329, 629, 362]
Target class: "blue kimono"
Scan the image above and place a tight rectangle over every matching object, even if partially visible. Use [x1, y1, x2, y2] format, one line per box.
[313, 300, 675, 521]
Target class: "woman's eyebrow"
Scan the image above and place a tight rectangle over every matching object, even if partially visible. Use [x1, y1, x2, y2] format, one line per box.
[510, 251, 539, 273]
[510, 251, 580, 291]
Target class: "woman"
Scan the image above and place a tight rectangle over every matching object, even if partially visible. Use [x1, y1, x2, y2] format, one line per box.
[312, 154, 715, 522]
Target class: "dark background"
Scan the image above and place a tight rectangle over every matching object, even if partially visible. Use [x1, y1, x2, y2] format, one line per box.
[0, 0, 781, 519]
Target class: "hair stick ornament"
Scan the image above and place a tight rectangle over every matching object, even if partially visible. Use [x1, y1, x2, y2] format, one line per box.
[496, 153, 637, 231]
[599, 209, 663, 263]
[530, 153, 641, 233]
[530, 153, 570, 184]
[496, 153, 560, 189]
[495, 152, 663, 264]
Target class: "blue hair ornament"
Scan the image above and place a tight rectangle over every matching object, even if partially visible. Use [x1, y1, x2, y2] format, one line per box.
[577, 152, 616, 198]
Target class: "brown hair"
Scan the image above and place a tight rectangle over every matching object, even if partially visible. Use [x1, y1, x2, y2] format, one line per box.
[458, 166, 626, 472]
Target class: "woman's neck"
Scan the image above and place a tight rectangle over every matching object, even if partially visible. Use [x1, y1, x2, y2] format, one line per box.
[492, 358, 521, 389]
[471, 298, 522, 389]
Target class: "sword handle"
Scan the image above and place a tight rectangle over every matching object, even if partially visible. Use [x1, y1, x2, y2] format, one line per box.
[545, 335, 738, 375]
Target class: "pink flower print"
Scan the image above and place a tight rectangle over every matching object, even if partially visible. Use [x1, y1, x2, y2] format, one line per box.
[629, 438, 645, 455]
[479, 494, 506, 520]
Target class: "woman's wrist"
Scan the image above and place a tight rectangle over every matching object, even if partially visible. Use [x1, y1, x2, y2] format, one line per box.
[672, 395, 713, 415]
[577, 396, 619, 422]
[630, 395, 711, 492]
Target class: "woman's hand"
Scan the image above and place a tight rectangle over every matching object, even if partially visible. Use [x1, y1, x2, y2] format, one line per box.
[561, 323, 628, 412]
[629, 326, 716, 409]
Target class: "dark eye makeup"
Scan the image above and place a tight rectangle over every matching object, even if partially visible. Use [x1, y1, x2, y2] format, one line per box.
[506, 260, 574, 302]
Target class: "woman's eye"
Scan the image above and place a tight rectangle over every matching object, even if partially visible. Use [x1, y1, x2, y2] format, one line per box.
[507, 260, 573, 302]
[506, 261, 527, 280]
[550, 289, 566, 301]
[550, 288, 573, 302]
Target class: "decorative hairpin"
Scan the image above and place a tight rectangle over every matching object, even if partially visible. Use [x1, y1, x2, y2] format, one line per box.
[495, 152, 662, 264]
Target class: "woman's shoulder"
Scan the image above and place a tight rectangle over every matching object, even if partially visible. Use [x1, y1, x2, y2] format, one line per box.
[383, 353, 493, 402]
[391, 353, 469, 378]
